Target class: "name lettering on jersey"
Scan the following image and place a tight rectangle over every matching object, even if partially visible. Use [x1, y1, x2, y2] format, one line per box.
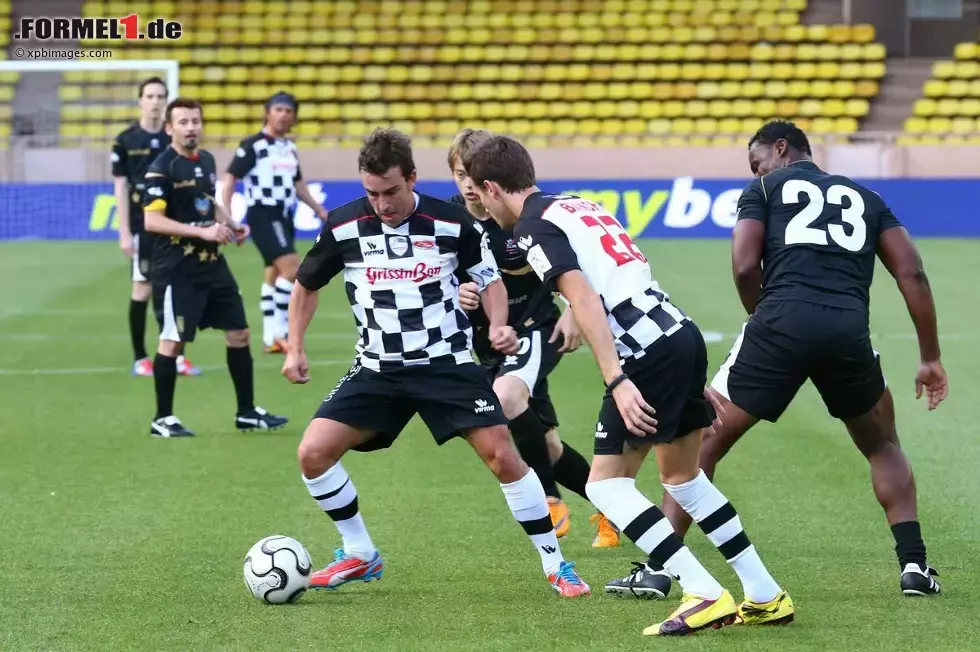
[127, 148, 150, 156]
[173, 180, 195, 189]
[365, 262, 442, 285]
[558, 199, 603, 214]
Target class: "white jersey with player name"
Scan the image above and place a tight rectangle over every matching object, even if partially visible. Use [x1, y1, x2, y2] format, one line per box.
[514, 192, 689, 361]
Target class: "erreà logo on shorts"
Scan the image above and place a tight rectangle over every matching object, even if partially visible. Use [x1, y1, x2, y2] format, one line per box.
[15, 14, 183, 41]
[473, 399, 495, 414]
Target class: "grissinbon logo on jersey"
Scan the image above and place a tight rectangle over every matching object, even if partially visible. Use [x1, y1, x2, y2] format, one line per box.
[15, 15, 182, 41]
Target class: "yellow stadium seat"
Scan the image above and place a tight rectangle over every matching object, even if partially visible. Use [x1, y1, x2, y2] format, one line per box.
[954, 42, 977, 60]
[932, 60, 957, 79]
[927, 117, 952, 134]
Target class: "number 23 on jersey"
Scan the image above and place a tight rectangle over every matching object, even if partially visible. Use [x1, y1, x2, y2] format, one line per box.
[782, 179, 868, 252]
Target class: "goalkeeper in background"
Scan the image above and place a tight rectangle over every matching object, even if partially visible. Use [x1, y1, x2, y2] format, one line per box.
[112, 76, 202, 377]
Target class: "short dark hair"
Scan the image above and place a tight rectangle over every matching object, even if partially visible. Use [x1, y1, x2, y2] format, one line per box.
[462, 135, 536, 193]
[165, 98, 203, 124]
[138, 76, 167, 98]
[748, 119, 812, 156]
[358, 127, 415, 180]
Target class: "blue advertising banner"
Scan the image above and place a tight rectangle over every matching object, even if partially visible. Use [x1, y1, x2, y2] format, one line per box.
[1, 177, 977, 240]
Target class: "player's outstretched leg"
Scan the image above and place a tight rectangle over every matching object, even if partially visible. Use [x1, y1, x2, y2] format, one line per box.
[225, 329, 288, 431]
[586, 445, 739, 636]
[493, 376, 570, 538]
[843, 387, 940, 596]
[465, 424, 590, 598]
[299, 419, 384, 590]
[658, 429, 793, 627]
[149, 338, 193, 437]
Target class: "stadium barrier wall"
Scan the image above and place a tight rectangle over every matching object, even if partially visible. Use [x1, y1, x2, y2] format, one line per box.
[2, 176, 978, 241]
[7, 143, 980, 182]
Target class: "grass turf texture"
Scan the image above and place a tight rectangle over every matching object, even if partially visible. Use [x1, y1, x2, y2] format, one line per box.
[1, 239, 977, 652]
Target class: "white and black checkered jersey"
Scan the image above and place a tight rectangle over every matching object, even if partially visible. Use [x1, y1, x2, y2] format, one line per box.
[226, 132, 302, 213]
[296, 192, 501, 372]
[514, 192, 689, 361]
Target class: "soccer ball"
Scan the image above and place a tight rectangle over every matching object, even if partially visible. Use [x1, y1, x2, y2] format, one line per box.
[243, 535, 313, 604]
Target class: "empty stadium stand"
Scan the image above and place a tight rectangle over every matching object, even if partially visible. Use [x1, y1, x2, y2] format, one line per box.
[902, 35, 980, 145]
[0, 0, 16, 148]
[55, 0, 886, 148]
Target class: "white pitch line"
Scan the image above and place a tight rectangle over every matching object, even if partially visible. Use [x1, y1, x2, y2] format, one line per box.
[0, 357, 354, 377]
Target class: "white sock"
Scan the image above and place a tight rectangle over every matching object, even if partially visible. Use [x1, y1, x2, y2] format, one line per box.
[273, 277, 293, 340]
[303, 463, 377, 561]
[586, 477, 724, 600]
[663, 470, 781, 603]
[500, 469, 565, 576]
[260, 282, 276, 347]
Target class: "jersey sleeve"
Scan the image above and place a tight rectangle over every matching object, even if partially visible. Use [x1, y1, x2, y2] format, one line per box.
[110, 136, 127, 178]
[868, 189, 903, 234]
[513, 217, 581, 291]
[457, 217, 501, 292]
[142, 160, 172, 213]
[735, 177, 768, 222]
[296, 223, 345, 291]
[226, 142, 256, 179]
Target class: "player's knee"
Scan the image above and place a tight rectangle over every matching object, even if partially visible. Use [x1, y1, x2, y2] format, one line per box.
[297, 429, 342, 479]
[586, 477, 634, 514]
[480, 427, 526, 482]
[545, 428, 563, 462]
[132, 281, 151, 302]
[493, 376, 529, 420]
[158, 339, 181, 357]
[276, 257, 299, 282]
[225, 329, 250, 348]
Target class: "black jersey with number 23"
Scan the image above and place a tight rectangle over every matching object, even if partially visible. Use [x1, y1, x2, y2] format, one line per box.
[737, 160, 901, 315]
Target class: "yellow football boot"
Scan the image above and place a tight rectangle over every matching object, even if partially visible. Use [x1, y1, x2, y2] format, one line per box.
[547, 497, 570, 539]
[589, 512, 621, 548]
[643, 589, 738, 636]
[736, 591, 795, 626]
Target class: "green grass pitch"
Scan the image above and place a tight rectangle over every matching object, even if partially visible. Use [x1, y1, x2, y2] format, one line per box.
[1, 239, 978, 652]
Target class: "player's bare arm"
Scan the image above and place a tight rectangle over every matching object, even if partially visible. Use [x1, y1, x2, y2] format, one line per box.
[731, 219, 765, 315]
[481, 278, 519, 354]
[555, 270, 657, 437]
[295, 178, 329, 221]
[219, 171, 238, 218]
[877, 226, 948, 409]
[282, 282, 317, 384]
[550, 305, 582, 353]
[114, 175, 133, 256]
[212, 198, 249, 244]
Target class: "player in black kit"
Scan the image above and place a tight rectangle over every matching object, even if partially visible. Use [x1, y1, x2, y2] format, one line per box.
[112, 77, 201, 377]
[142, 98, 288, 438]
[630, 120, 946, 599]
[447, 129, 620, 548]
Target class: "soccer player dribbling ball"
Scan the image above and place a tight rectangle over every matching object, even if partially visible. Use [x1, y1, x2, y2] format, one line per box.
[463, 135, 794, 635]
[281, 128, 590, 598]
[141, 98, 288, 438]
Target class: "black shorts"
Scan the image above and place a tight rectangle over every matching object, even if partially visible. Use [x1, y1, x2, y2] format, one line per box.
[131, 230, 154, 283]
[529, 378, 559, 429]
[313, 361, 509, 452]
[710, 301, 885, 422]
[247, 205, 296, 266]
[152, 258, 249, 343]
[594, 320, 715, 455]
